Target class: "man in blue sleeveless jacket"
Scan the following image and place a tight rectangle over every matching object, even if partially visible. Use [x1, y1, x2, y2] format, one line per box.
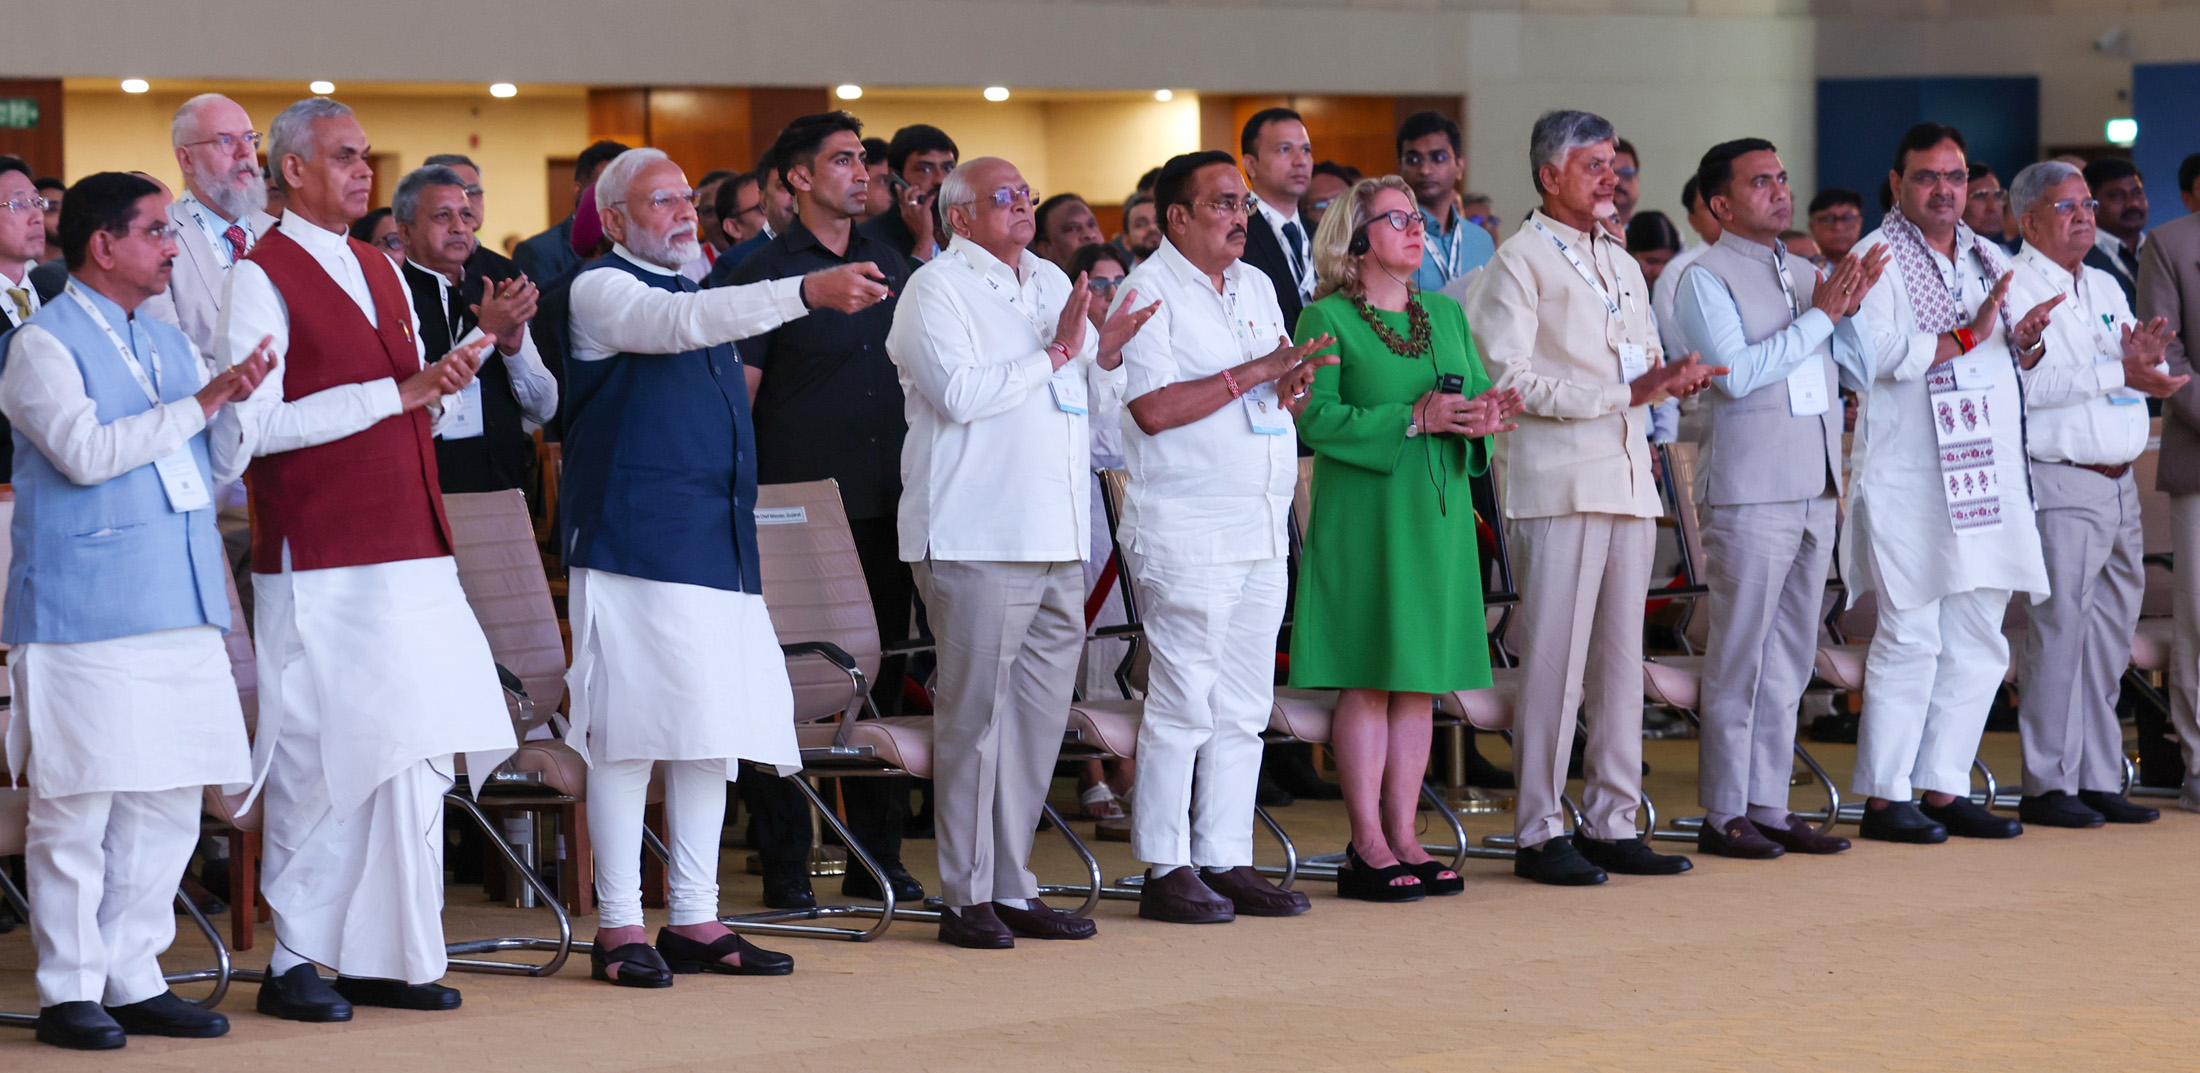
[560, 147, 889, 987]
[2, 173, 272, 1049]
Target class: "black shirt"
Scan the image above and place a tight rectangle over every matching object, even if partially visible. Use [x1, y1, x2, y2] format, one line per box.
[726, 219, 912, 521]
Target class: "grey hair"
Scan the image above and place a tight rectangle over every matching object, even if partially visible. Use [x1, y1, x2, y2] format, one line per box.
[393, 165, 467, 225]
[266, 97, 355, 191]
[2009, 160, 2082, 218]
[594, 147, 672, 215]
[170, 93, 237, 148]
[937, 156, 1008, 239]
[1529, 109, 1617, 193]
[423, 153, 478, 174]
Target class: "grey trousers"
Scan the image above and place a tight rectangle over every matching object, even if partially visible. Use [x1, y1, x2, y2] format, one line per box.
[2173, 494, 2200, 789]
[913, 558, 1085, 908]
[2017, 464, 2143, 795]
[1508, 513, 1655, 845]
[1697, 496, 1836, 816]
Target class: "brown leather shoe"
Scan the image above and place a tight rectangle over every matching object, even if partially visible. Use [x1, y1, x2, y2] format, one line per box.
[938, 903, 1015, 949]
[1756, 813, 1852, 854]
[1697, 816, 1785, 859]
[991, 899, 1097, 940]
[1137, 867, 1235, 924]
[1196, 865, 1310, 917]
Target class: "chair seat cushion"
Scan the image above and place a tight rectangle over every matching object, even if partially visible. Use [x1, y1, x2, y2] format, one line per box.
[1814, 643, 1867, 692]
[1270, 688, 1338, 744]
[1641, 656, 1703, 712]
[2133, 617, 2173, 672]
[505, 740, 589, 798]
[1065, 699, 1142, 759]
[798, 716, 936, 780]
[1438, 666, 1520, 732]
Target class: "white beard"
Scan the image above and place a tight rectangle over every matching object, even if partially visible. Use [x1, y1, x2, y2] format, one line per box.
[197, 168, 268, 221]
[629, 224, 701, 270]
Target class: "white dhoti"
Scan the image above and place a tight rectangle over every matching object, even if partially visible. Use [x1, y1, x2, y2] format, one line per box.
[11, 626, 250, 1006]
[1124, 554, 1286, 870]
[566, 567, 796, 929]
[252, 555, 515, 984]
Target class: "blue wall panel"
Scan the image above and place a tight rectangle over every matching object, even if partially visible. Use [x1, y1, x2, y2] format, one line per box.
[2134, 63, 2200, 230]
[1817, 77, 2039, 232]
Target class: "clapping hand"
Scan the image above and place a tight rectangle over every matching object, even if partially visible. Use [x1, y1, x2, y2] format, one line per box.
[1095, 287, 1161, 363]
[1630, 350, 1726, 406]
[2123, 317, 2191, 398]
[1051, 272, 1094, 366]
[196, 335, 277, 417]
[1265, 333, 1339, 416]
[471, 275, 539, 353]
[398, 337, 493, 411]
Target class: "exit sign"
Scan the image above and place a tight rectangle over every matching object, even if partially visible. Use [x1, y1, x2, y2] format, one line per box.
[0, 99, 39, 129]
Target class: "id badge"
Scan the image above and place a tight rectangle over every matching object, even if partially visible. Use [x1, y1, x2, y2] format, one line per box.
[442, 379, 486, 440]
[1618, 342, 1650, 383]
[1049, 362, 1088, 415]
[152, 447, 213, 513]
[1953, 353, 1997, 391]
[1786, 359, 1830, 417]
[2107, 358, 2146, 405]
[1243, 381, 1292, 434]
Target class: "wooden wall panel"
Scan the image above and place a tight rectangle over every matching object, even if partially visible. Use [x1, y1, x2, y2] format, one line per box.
[0, 79, 64, 178]
[1200, 93, 1450, 186]
[747, 87, 833, 169]
[649, 87, 753, 181]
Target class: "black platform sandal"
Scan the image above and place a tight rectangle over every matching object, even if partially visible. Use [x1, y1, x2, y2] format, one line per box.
[1335, 844, 1425, 903]
[655, 927, 794, 976]
[590, 941, 674, 988]
[1404, 858, 1465, 896]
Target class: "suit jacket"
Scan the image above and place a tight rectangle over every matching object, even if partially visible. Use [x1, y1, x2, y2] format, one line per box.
[2086, 243, 2140, 311]
[1241, 211, 1307, 333]
[512, 215, 578, 288]
[141, 199, 279, 359]
[2139, 211, 2200, 495]
[28, 259, 64, 303]
[402, 249, 533, 493]
[0, 281, 36, 479]
[705, 232, 770, 288]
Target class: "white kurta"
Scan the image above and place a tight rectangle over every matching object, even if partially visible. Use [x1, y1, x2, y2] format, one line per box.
[1844, 225, 2049, 612]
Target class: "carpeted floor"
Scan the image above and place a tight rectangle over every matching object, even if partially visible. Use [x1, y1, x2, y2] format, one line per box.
[5, 730, 2198, 1071]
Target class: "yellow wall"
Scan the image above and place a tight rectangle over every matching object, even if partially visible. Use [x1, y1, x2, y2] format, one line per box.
[843, 95, 1200, 212]
[62, 87, 589, 248]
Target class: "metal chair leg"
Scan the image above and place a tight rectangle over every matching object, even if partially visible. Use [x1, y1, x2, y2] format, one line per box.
[1034, 802, 1108, 918]
[440, 792, 574, 977]
[0, 866, 235, 1026]
[717, 775, 914, 941]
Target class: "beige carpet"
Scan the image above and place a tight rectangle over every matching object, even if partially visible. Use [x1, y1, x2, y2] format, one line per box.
[5, 731, 2198, 1071]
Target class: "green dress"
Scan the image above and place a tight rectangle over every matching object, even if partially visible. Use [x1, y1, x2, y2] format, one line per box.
[1288, 291, 1494, 694]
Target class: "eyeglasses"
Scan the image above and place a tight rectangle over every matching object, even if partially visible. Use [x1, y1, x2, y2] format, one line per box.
[1088, 275, 1124, 294]
[2047, 196, 2100, 217]
[374, 232, 405, 251]
[1369, 209, 1425, 234]
[1614, 166, 1639, 180]
[179, 131, 263, 155]
[1969, 189, 2006, 205]
[1905, 168, 1969, 188]
[461, 184, 484, 197]
[1307, 198, 1335, 213]
[728, 205, 763, 221]
[125, 223, 181, 243]
[1812, 210, 1861, 226]
[1193, 195, 1255, 217]
[972, 186, 1038, 210]
[612, 190, 700, 212]
[0, 195, 51, 215]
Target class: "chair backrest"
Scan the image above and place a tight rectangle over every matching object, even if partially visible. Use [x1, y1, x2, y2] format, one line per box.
[0, 490, 15, 643]
[1091, 467, 1149, 697]
[2135, 423, 2173, 617]
[443, 489, 568, 717]
[1662, 441, 1707, 587]
[754, 480, 884, 722]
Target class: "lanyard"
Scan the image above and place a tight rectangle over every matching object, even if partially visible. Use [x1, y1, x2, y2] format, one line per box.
[1531, 219, 1620, 316]
[64, 281, 163, 407]
[1770, 240, 1803, 317]
[952, 245, 1045, 333]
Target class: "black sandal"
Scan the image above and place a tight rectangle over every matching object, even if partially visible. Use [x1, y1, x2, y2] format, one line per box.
[654, 927, 794, 976]
[1335, 844, 1425, 903]
[590, 941, 673, 988]
[1405, 859, 1465, 896]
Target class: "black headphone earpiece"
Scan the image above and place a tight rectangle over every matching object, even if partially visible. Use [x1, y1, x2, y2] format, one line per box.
[1347, 224, 1370, 257]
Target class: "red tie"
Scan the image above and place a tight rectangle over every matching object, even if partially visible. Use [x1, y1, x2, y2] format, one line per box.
[223, 225, 248, 262]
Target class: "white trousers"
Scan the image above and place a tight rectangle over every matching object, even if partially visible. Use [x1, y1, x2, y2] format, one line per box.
[1125, 555, 1287, 870]
[587, 758, 729, 930]
[25, 785, 199, 1006]
[260, 679, 454, 984]
[1851, 587, 2011, 800]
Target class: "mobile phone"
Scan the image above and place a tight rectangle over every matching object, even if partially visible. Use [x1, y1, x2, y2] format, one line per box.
[1438, 373, 1465, 394]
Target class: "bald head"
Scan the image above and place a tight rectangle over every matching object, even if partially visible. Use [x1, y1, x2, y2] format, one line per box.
[172, 93, 265, 222]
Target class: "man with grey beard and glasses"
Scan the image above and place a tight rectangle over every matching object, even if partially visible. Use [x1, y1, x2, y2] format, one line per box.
[143, 94, 278, 361]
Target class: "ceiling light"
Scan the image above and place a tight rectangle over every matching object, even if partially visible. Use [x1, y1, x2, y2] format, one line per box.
[983, 86, 1010, 102]
[1153, 89, 1173, 102]
[489, 83, 517, 98]
[120, 78, 149, 94]
[2106, 117, 2138, 146]
[309, 80, 336, 95]
[835, 84, 863, 101]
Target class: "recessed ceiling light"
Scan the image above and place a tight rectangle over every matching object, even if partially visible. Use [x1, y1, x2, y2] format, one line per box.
[1153, 89, 1173, 102]
[983, 86, 1010, 102]
[835, 84, 863, 101]
[489, 83, 517, 98]
[309, 80, 336, 95]
[121, 78, 150, 94]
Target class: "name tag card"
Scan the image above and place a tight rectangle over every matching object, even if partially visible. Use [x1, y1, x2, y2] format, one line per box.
[1787, 360, 1830, 417]
[1049, 361, 1088, 415]
[1243, 381, 1292, 434]
[1618, 342, 1650, 383]
[1953, 353, 1997, 391]
[441, 379, 486, 439]
[153, 447, 212, 513]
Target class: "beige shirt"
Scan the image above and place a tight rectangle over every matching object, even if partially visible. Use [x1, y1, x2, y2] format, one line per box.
[1463, 208, 1664, 520]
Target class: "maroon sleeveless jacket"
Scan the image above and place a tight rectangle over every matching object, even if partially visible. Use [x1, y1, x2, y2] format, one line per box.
[245, 226, 452, 572]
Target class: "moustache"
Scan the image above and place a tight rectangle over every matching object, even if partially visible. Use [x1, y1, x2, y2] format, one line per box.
[1227, 225, 1246, 242]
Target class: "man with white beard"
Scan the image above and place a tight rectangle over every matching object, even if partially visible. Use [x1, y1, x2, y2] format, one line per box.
[143, 94, 278, 360]
[560, 147, 890, 987]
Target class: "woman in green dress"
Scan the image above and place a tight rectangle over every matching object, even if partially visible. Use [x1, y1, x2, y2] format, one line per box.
[1291, 176, 1522, 901]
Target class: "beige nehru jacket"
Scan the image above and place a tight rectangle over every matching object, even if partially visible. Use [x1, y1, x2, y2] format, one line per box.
[1464, 209, 1665, 520]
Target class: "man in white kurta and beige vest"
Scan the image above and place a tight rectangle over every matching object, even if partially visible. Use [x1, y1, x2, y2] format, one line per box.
[212, 97, 516, 1021]
[1464, 110, 1721, 886]
[2004, 160, 2185, 828]
[889, 157, 1117, 947]
[3, 173, 273, 1050]
[1846, 123, 2058, 844]
[1673, 139, 1884, 860]
[560, 147, 889, 986]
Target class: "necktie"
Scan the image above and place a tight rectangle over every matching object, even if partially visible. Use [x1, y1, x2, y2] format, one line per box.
[223, 224, 248, 263]
[1281, 219, 1307, 290]
[5, 288, 28, 324]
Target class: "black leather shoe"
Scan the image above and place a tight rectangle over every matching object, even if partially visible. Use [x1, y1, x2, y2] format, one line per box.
[2078, 790, 2161, 824]
[992, 899, 1097, 940]
[1756, 813, 1851, 855]
[759, 862, 816, 910]
[939, 903, 1015, 949]
[1254, 771, 1294, 808]
[1919, 796, 2022, 839]
[107, 991, 228, 1038]
[256, 963, 353, 1023]
[2018, 791, 2105, 829]
[1576, 834, 1693, 875]
[1859, 801, 1948, 844]
[843, 860, 925, 902]
[1202, 865, 1314, 914]
[332, 976, 462, 1011]
[1512, 836, 1607, 886]
[1138, 866, 1236, 924]
[35, 1002, 125, 1050]
[590, 940, 674, 988]
[1697, 817, 1786, 860]
[655, 927, 793, 976]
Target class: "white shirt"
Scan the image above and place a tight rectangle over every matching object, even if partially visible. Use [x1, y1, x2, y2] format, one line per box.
[1253, 196, 1314, 300]
[567, 245, 807, 365]
[0, 260, 39, 329]
[1652, 242, 1712, 362]
[2008, 244, 2152, 467]
[404, 257, 561, 429]
[887, 234, 1099, 563]
[1102, 238, 1295, 566]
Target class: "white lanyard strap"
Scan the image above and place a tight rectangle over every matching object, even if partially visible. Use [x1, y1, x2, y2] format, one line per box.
[1532, 219, 1620, 316]
[64, 281, 163, 407]
[953, 246, 1046, 334]
[1770, 240, 1803, 317]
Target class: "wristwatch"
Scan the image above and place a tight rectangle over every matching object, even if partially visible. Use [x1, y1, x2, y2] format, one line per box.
[1405, 421, 1421, 439]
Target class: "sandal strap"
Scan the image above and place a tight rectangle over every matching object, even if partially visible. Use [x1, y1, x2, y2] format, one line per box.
[604, 942, 669, 970]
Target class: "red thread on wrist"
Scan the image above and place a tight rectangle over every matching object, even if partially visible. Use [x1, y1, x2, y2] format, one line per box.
[1222, 368, 1243, 398]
